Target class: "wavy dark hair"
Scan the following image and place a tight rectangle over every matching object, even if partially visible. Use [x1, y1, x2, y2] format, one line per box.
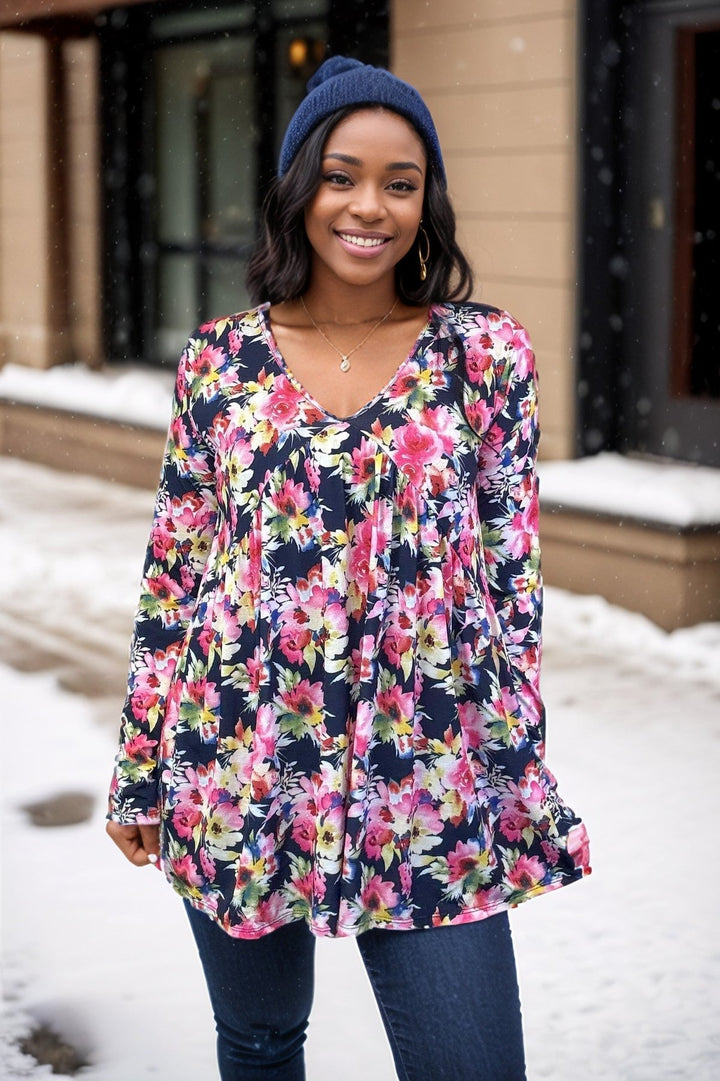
[246, 106, 474, 306]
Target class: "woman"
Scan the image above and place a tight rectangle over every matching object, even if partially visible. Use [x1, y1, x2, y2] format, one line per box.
[107, 57, 590, 1081]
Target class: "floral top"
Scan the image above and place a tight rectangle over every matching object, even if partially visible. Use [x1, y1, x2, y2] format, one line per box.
[109, 301, 589, 939]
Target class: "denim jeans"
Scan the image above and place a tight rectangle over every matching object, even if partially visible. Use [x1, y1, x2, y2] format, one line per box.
[185, 902, 527, 1081]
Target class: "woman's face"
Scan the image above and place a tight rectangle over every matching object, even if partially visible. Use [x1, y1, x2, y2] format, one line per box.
[304, 108, 426, 292]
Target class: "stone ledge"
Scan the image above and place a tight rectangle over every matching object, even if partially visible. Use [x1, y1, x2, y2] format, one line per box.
[540, 502, 720, 630]
[0, 398, 165, 489]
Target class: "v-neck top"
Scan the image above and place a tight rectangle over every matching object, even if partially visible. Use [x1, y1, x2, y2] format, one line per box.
[260, 303, 435, 423]
[108, 301, 589, 939]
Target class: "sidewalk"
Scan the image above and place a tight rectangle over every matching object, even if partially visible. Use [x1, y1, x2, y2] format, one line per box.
[1, 455, 719, 1080]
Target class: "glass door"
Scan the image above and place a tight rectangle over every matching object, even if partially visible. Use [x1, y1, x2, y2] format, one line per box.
[154, 33, 257, 362]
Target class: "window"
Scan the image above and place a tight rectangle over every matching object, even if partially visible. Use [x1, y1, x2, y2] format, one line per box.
[100, 0, 387, 364]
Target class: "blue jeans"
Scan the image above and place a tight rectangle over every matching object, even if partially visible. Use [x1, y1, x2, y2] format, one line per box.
[185, 903, 526, 1081]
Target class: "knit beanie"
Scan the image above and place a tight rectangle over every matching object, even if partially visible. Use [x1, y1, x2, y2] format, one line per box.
[278, 55, 446, 186]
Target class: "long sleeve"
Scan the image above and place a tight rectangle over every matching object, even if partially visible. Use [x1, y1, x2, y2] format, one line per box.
[108, 335, 219, 823]
[475, 316, 545, 749]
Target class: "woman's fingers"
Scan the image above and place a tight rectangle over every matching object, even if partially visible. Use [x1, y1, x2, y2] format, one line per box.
[106, 820, 161, 868]
[138, 823, 161, 865]
[105, 820, 143, 864]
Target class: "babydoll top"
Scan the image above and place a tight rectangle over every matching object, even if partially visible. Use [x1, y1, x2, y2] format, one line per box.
[108, 302, 590, 939]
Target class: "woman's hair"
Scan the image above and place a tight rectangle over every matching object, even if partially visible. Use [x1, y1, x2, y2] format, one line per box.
[246, 106, 474, 306]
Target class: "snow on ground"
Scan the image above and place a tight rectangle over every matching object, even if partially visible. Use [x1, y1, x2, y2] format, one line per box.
[1, 456, 719, 1080]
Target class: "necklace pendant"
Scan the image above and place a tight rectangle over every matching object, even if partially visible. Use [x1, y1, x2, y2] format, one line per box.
[300, 295, 400, 376]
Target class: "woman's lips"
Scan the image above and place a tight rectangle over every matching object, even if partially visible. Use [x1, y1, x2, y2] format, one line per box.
[335, 231, 392, 257]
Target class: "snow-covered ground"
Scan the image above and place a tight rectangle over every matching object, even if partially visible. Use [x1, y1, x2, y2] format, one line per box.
[1, 455, 719, 1081]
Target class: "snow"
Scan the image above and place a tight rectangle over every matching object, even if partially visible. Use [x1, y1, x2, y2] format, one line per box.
[2, 455, 720, 1081]
[540, 451, 720, 528]
[0, 363, 174, 431]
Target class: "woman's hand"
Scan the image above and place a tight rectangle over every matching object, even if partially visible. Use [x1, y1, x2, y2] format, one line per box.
[106, 820, 161, 868]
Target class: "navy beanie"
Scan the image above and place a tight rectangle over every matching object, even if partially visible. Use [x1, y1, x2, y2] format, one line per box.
[278, 56, 446, 186]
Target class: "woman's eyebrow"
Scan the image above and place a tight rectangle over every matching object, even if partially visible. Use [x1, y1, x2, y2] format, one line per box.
[386, 160, 423, 175]
[323, 152, 423, 175]
[323, 153, 362, 166]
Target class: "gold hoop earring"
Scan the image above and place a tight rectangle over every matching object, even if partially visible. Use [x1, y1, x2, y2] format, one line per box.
[418, 223, 431, 282]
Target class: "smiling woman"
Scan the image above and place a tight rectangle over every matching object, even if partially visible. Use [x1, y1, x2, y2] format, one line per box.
[106, 55, 590, 1081]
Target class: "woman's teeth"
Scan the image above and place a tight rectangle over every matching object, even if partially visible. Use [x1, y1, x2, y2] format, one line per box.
[338, 233, 387, 248]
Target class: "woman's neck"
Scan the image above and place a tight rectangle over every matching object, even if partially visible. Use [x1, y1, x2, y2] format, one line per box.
[302, 268, 399, 325]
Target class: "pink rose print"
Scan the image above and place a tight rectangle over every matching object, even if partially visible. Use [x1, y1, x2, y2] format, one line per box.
[392, 420, 444, 483]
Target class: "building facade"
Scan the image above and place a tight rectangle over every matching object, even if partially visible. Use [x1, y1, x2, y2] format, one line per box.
[1, 0, 718, 626]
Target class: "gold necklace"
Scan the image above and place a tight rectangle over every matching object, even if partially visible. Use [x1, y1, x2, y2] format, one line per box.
[300, 295, 399, 372]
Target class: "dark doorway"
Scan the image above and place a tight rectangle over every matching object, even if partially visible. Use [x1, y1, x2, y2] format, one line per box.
[672, 25, 720, 400]
[578, 0, 720, 466]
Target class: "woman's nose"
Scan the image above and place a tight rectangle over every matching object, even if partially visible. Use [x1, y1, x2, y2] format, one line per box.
[348, 184, 386, 222]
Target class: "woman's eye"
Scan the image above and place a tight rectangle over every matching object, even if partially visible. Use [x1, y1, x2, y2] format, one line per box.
[388, 179, 417, 193]
[324, 172, 352, 186]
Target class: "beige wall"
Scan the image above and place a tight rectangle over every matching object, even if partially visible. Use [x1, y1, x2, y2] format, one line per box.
[0, 31, 61, 369]
[392, 0, 578, 459]
[0, 31, 100, 370]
